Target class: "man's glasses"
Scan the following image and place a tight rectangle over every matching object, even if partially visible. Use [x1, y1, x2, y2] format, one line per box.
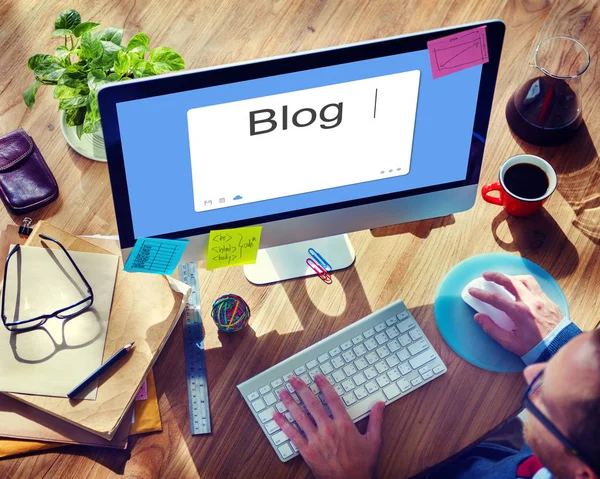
[523, 369, 595, 472]
[1, 234, 94, 332]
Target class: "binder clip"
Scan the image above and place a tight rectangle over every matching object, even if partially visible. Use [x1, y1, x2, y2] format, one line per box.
[18, 217, 33, 237]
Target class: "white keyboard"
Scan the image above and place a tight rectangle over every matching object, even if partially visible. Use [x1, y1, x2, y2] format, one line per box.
[237, 299, 447, 462]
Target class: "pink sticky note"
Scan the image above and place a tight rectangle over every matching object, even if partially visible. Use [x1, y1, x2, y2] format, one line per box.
[428, 26, 489, 79]
[135, 380, 148, 401]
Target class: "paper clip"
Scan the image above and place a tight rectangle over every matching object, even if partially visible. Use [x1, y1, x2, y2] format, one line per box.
[18, 217, 33, 237]
[308, 248, 332, 271]
[306, 258, 332, 284]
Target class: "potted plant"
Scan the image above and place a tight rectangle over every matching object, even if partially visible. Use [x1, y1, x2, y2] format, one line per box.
[23, 9, 185, 162]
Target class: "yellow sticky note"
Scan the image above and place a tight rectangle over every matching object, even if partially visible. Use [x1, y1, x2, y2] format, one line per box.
[206, 226, 262, 270]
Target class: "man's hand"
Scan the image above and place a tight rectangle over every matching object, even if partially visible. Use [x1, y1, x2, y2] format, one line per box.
[272, 374, 385, 479]
[468, 271, 563, 356]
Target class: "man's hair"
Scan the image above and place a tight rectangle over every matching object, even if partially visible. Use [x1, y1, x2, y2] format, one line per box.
[568, 329, 600, 474]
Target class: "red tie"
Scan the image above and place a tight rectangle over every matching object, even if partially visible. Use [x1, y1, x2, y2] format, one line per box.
[517, 455, 544, 478]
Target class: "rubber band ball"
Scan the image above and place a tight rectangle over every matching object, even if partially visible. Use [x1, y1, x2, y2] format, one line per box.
[211, 294, 251, 333]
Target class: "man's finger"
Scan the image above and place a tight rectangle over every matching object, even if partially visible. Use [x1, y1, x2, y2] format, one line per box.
[514, 275, 543, 294]
[273, 411, 307, 451]
[366, 401, 385, 442]
[278, 389, 317, 436]
[468, 288, 521, 317]
[481, 271, 526, 299]
[474, 313, 516, 352]
[315, 374, 351, 422]
[290, 376, 330, 425]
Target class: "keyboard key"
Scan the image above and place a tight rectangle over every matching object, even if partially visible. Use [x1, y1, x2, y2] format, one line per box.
[353, 372, 366, 386]
[309, 383, 320, 394]
[332, 356, 345, 369]
[320, 361, 334, 375]
[291, 393, 301, 403]
[353, 344, 367, 356]
[399, 363, 412, 375]
[376, 345, 391, 359]
[284, 412, 293, 422]
[399, 334, 411, 346]
[376, 376, 390, 387]
[286, 383, 295, 393]
[300, 373, 311, 385]
[290, 441, 298, 453]
[419, 365, 432, 374]
[375, 322, 387, 332]
[422, 370, 433, 380]
[398, 319, 415, 333]
[276, 402, 287, 413]
[409, 350, 437, 369]
[365, 381, 379, 393]
[355, 386, 368, 400]
[355, 358, 368, 370]
[386, 355, 400, 368]
[259, 385, 271, 395]
[248, 391, 259, 401]
[264, 393, 277, 406]
[309, 369, 320, 381]
[388, 339, 401, 353]
[364, 338, 378, 351]
[272, 430, 289, 446]
[352, 335, 364, 344]
[363, 328, 376, 339]
[397, 348, 410, 361]
[318, 354, 329, 364]
[411, 377, 424, 386]
[252, 398, 266, 412]
[342, 350, 356, 362]
[343, 364, 357, 376]
[383, 383, 401, 400]
[386, 328, 400, 339]
[366, 352, 379, 364]
[345, 390, 386, 419]
[375, 333, 388, 345]
[283, 372, 293, 382]
[341, 341, 353, 351]
[326, 374, 335, 385]
[343, 392, 357, 406]
[306, 359, 318, 370]
[294, 365, 307, 375]
[398, 378, 411, 392]
[408, 340, 429, 356]
[265, 420, 281, 434]
[271, 378, 284, 389]
[375, 361, 389, 374]
[386, 316, 398, 326]
[342, 379, 356, 392]
[409, 329, 423, 340]
[329, 346, 341, 357]
[433, 365, 445, 374]
[332, 370, 346, 383]
[397, 311, 409, 320]
[278, 443, 294, 459]
[258, 407, 276, 423]
[364, 366, 378, 379]
[334, 384, 345, 396]
[387, 368, 401, 382]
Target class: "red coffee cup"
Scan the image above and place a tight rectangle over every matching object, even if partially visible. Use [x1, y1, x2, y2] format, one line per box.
[481, 154, 557, 217]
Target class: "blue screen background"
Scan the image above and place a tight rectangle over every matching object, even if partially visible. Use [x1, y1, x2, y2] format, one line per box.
[117, 50, 481, 239]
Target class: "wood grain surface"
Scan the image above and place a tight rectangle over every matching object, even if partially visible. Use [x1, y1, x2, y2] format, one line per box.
[1, 0, 600, 477]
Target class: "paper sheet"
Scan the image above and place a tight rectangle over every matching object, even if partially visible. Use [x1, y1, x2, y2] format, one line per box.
[124, 238, 189, 275]
[0, 245, 118, 399]
[206, 226, 262, 270]
[427, 26, 489, 79]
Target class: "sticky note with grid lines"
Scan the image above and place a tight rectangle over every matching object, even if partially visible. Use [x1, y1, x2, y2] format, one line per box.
[124, 238, 189, 275]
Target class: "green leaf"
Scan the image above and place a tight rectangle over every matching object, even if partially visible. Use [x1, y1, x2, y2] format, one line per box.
[53, 84, 86, 100]
[107, 73, 121, 81]
[51, 28, 73, 37]
[65, 106, 86, 127]
[34, 56, 65, 82]
[54, 9, 81, 30]
[58, 95, 88, 110]
[96, 27, 123, 45]
[148, 47, 185, 73]
[72, 21, 99, 38]
[95, 40, 122, 68]
[82, 93, 101, 134]
[27, 54, 53, 70]
[87, 70, 109, 93]
[55, 45, 71, 62]
[126, 33, 149, 53]
[132, 59, 156, 78]
[113, 50, 130, 77]
[58, 66, 88, 89]
[80, 33, 104, 60]
[23, 80, 41, 108]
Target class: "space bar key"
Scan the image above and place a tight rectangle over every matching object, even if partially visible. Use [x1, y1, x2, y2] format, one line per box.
[345, 391, 387, 421]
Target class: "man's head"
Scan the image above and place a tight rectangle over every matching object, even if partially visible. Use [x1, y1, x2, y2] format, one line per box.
[523, 330, 600, 479]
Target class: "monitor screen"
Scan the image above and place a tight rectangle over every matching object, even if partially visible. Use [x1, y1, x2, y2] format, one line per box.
[101, 21, 503, 248]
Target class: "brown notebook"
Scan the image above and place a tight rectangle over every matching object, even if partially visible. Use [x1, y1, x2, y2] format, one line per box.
[2, 221, 190, 440]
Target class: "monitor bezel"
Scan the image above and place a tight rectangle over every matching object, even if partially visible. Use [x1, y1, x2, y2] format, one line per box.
[99, 20, 505, 249]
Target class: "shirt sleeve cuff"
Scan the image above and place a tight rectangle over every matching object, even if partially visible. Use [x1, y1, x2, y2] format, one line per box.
[521, 317, 573, 365]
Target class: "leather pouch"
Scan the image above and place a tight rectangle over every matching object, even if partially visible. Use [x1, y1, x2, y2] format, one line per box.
[0, 129, 59, 214]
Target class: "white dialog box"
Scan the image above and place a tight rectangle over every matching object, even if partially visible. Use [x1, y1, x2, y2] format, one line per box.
[187, 70, 421, 211]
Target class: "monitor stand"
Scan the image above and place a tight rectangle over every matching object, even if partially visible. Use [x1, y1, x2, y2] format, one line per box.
[243, 234, 356, 285]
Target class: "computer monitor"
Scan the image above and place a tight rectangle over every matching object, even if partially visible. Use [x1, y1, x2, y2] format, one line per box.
[99, 20, 504, 284]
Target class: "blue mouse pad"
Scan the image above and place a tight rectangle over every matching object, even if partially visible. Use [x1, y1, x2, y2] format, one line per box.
[434, 253, 569, 373]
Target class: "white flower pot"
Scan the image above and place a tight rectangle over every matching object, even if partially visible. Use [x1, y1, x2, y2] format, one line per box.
[60, 111, 107, 162]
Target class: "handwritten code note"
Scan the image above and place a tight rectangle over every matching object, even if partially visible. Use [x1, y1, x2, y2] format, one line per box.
[206, 226, 262, 270]
[428, 26, 489, 79]
[124, 238, 189, 275]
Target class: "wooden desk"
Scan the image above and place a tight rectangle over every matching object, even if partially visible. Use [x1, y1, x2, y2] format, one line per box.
[1, 0, 599, 477]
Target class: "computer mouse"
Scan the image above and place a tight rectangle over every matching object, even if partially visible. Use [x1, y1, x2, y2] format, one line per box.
[461, 277, 516, 331]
